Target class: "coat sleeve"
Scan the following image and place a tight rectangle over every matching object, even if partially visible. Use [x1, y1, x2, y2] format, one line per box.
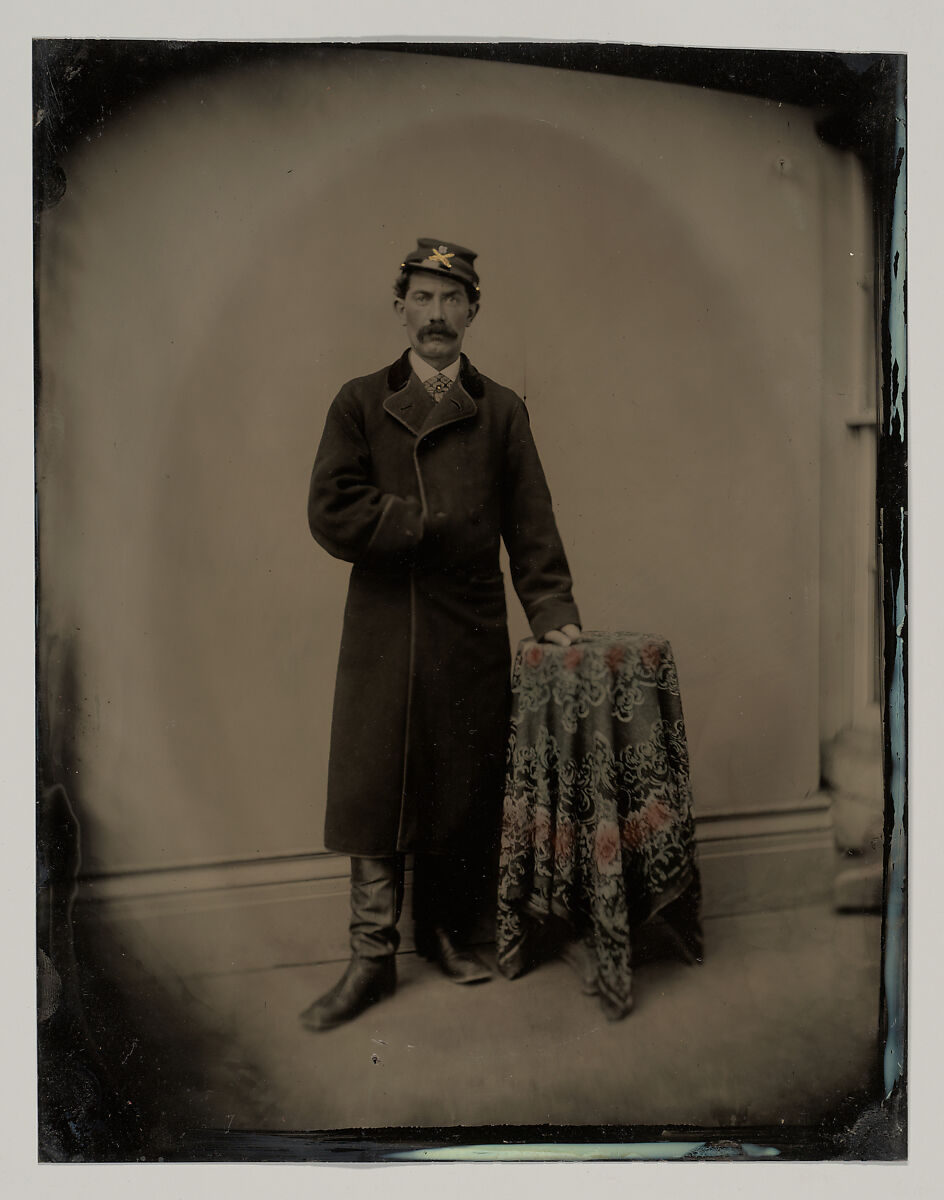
[501, 398, 581, 640]
[308, 391, 424, 566]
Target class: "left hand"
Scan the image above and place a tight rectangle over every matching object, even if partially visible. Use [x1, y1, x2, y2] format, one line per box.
[541, 623, 582, 647]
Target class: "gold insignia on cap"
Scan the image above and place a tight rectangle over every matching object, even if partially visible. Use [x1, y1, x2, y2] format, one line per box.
[425, 246, 455, 269]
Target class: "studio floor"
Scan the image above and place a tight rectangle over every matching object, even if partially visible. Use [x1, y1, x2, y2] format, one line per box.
[167, 901, 882, 1137]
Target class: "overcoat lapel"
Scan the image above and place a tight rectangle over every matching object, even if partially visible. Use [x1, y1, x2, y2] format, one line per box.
[382, 372, 436, 435]
[382, 348, 480, 439]
[416, 381, 478, 439]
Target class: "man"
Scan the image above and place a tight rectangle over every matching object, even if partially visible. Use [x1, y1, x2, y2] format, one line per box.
[301, 237, 580, 1031]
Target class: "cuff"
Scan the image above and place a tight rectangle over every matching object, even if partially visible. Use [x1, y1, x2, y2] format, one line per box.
[529, 598, 582, 642]
[364, 495, 425, 562]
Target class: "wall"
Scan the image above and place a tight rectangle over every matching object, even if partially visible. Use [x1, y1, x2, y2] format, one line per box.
[38, 49, 870, 888]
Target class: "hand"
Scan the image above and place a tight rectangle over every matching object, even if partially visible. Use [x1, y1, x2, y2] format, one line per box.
[541, 624, 582, 647]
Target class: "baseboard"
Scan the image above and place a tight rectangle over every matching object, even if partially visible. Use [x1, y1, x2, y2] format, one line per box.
[76, 797, 836, 979]
[695, 796, 835, 920]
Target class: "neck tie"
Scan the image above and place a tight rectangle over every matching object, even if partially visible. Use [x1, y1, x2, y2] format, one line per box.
[423, 372, 453, 400]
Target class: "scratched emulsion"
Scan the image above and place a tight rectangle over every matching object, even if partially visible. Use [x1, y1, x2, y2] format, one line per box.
[884, 519, 905, 1100]
[390, 1142, 779, 1162]
[882, 68, 906, 1103]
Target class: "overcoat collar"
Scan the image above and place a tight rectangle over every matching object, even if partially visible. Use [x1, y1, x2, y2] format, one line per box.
[383, 349, 483, 437]
[386, 348, 485, 399]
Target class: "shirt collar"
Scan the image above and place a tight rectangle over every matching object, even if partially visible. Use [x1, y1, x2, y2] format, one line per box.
[409, 349, 461, 384]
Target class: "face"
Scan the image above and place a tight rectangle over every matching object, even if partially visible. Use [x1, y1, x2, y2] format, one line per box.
[394, 270, 478, 369]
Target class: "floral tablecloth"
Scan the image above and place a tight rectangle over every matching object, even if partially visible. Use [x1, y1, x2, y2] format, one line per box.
[496, 631, 703, 1019]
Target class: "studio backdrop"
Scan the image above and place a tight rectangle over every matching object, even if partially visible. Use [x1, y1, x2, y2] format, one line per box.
[37, 46, 878, 974]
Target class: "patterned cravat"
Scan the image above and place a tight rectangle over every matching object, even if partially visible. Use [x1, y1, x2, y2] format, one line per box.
[423, 372, 453, 400]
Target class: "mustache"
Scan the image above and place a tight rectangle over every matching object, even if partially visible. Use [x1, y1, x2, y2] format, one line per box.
[419, 321, 458, 339]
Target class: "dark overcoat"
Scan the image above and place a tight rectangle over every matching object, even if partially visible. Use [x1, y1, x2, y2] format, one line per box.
[308, 349, 580, 857]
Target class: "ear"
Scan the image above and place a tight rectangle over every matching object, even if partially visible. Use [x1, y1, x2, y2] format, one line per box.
[466, 303, 479, 326]
[393, 297, 406, 324]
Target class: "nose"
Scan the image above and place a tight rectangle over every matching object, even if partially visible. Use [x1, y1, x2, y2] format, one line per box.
[429, 294, 444, 320]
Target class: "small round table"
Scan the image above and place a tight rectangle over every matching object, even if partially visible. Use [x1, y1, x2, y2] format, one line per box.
[496, 631, 703, 1019]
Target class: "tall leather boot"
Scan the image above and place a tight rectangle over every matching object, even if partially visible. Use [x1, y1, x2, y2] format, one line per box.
[299, 856, 403, 1032]
[413, 852, 492, 984]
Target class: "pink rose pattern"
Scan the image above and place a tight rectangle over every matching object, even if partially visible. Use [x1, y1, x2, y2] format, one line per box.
[553, 818, 574, 864]
[524, 644, 544, 668]
[563, 646, 584, 671]
[497, 632, 700, 1017]
[641, 643, 662, 673]
[642, 798, 671, 831]
[594, 820, 621, 873]
[604, 644, 626, 675]
[620, 814, 647, 850]
[531, 806, 552, 855]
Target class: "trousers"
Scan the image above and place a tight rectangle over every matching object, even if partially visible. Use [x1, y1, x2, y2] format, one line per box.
[349, 852, 487, 960]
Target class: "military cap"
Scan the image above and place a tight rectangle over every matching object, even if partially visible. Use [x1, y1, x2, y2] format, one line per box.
[400, 237, 480, 294]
